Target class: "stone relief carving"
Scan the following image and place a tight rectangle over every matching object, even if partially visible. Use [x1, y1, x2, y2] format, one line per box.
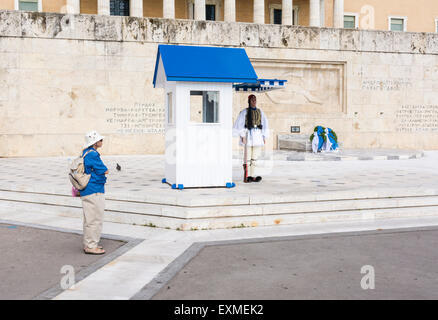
[252, 60, 345, 114]
[265, 71, 323, 105]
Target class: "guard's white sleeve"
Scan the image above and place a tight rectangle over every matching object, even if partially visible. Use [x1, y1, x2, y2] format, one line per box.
[233, 110, 247, 138]
[261, 110, 269, 139]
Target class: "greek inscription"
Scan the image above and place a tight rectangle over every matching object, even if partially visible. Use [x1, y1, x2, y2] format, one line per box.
[362, 79, 412, 91]
[396, 105, 438, 133]
[105, 102, 165, 134]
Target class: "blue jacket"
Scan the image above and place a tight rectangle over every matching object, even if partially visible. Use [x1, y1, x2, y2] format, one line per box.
[80, 147, 108, 197]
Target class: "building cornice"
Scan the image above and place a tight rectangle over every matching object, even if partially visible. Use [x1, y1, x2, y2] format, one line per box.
[0, 9, 437, 55]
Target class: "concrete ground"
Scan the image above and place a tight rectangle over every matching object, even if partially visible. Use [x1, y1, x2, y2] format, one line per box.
[0, 223, 126, 300]
[0, 150, 438, 300]
[3, 211, 438, 300]
[151, 227, 438, 300]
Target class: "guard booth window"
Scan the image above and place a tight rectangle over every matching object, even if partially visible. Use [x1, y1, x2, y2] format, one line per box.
[190, 91, 219, 123]
[110, 0, 130, 16]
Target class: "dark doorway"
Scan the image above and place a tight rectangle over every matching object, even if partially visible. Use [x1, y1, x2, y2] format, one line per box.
[206, 4, 216, 21]
[273, 8, 282, 24]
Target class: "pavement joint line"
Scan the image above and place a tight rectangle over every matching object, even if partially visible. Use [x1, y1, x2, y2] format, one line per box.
[0, 218, 144, 300]
[131, 222, 438, 300]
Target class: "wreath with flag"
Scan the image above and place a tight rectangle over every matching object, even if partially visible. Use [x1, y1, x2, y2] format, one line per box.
[310, 126, 339, 153]
[309, 126, 338, 143]
[310, 126, 325, 143]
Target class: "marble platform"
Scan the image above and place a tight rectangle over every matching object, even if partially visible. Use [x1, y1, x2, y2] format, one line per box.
[0, 151, 437, 230]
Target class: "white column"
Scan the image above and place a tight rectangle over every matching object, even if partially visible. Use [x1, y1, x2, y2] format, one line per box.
[163, 0, 175, 19]
[66, 0, 80, 14]
[282, 0, 293, 25]
[333, 0, 344, 28]
[97, 0, 110, 15]
[309, 0, 320, 27]
[130, 0, 143, 17]
[320, 0, 325, 26]
[253, 0, 264, 24]
[224, 0, 236, 22]
[195, 0, 206, 20]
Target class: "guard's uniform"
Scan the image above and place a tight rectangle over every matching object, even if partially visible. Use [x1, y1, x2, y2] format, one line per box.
[233, 105, 269, 179]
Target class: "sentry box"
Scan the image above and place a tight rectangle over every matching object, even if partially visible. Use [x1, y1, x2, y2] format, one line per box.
[153, 45, 286, 189]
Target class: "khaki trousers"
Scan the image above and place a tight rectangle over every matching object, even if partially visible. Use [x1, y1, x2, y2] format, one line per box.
[81, 193, 105, 249]
[245, 146, 262, 177]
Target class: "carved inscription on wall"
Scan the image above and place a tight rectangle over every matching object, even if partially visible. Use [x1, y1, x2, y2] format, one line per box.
[362, 79, 412, 91]
[396, 105, 438, 132]
[105, 103, 165, 134]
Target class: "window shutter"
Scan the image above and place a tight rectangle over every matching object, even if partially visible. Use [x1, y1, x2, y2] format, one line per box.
[344, 16, 355, 29]
[19, 0, 38, 11]
[391, 18, 404, 31]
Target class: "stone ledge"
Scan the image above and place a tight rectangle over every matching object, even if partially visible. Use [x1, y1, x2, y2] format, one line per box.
[1, 10, 437, 54]
[278, 134, 312, 152]
[285, 150, 424, 161]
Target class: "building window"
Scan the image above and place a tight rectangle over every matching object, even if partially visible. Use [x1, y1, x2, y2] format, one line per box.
[110, 0, 129, 16]
[344, 16, 355, 28]
[190, 91, 219, 123]
[188, 0, 221, 21]
[273, 8, 282, 24]
[206, 4, 216, 21]
[16, 0, 39, 11]
[435, 19, 438, 33]
[389, 16, 407, 31]
[269, 5, 299, 25]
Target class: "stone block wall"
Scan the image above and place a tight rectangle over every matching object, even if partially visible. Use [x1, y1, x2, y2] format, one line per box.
[0, 9, 438, 156]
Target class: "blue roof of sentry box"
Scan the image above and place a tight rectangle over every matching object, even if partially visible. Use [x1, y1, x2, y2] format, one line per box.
[153, 45, 258, 87]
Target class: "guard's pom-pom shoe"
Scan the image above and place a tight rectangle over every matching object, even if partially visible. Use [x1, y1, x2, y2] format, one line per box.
[246, 176, 254, 183]
[255, 176, 262, 182]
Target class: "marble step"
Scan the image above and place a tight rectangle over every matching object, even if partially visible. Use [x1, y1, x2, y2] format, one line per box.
[1, 190, 438, 230]
[2, 187, 438, 207]
[0, 199, 438, 231]
[2, 190, 438, 218]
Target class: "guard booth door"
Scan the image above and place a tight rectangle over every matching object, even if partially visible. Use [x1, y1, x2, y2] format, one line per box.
[177, 82, 232, 188]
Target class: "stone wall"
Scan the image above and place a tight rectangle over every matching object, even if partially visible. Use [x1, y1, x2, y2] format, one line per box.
[1, 9, 438, 157]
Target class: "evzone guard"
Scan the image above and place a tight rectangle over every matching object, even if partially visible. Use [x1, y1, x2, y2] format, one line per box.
[233, 94, 269, 183]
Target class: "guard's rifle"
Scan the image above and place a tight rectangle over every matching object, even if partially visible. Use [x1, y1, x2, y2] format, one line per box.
[243, 130, 249, 183]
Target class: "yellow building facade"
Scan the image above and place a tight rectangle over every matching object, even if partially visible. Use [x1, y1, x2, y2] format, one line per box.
[2, 0, 438, 33]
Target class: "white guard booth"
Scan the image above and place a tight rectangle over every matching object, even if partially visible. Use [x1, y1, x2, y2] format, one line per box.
[153, 45, 286, 189]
